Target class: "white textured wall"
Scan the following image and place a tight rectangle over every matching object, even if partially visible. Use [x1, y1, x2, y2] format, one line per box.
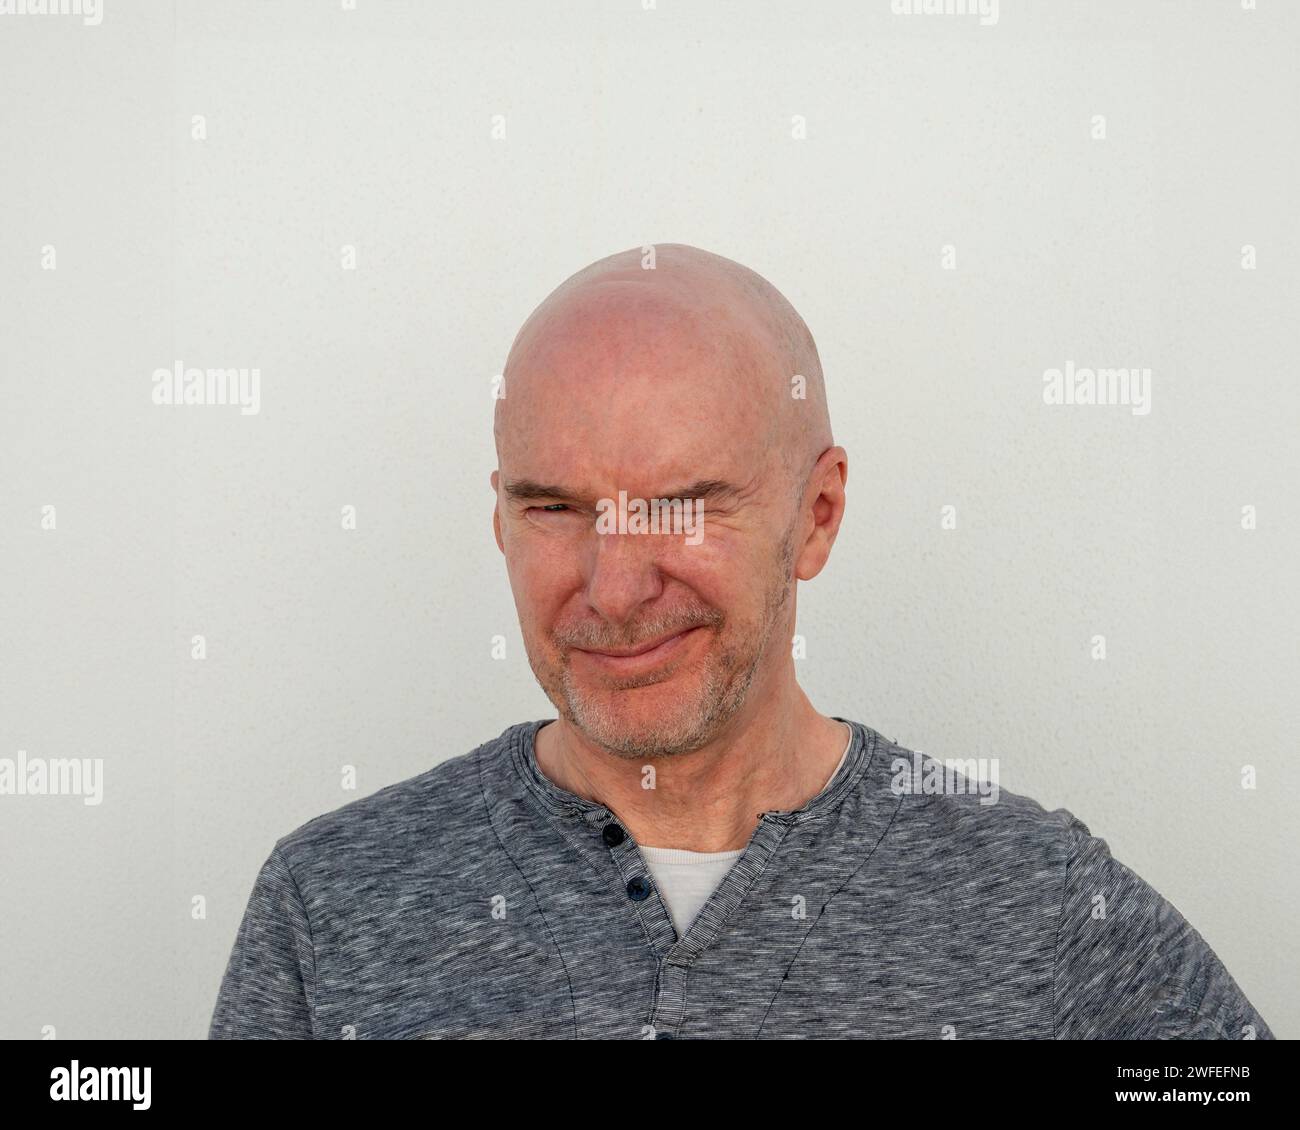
[1, 0, 1295, 1039]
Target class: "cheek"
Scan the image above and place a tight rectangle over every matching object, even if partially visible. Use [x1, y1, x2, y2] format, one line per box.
[667, 537, 750, 612]
[509, 545, 580, 621]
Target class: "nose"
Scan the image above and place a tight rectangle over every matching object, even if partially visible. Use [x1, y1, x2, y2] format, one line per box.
[583, 528, 666, 628]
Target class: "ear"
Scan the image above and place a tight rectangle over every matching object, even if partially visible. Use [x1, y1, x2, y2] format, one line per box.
[794, 446, 848, 582]
[491, 470, 504, 554]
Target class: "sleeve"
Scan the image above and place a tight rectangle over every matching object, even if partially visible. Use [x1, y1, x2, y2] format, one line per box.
[208, 844, 318, 1039]
[1051, 817, 1274, 1040]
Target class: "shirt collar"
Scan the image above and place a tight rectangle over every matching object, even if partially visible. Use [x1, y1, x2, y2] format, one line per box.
[508, 715, 877, 828]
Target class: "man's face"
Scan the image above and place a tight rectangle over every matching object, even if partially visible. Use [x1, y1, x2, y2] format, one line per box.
[493, 282, 799, 758]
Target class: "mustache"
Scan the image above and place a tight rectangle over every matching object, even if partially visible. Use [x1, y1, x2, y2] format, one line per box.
[554, 611, 721, 651]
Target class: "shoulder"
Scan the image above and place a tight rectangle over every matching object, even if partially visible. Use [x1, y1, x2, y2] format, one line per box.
[869, 731, 1087, 868]
[268, 723, 523, 893]
[865, 731, 1272, 1037]
[868, 731, 1184, 908]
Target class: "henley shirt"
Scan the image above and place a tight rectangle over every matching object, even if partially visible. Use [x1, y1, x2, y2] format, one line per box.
[208, 716, 1274, 1039]
[638, 722, 852, 937]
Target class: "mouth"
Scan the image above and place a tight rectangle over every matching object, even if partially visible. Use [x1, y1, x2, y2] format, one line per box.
[571, 626, 706, 675]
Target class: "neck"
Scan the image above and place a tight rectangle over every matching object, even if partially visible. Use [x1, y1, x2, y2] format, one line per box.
[534, 679, 850, 853]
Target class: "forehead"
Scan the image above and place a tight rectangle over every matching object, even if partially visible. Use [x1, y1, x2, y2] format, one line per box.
[500, 361, 773, 499]
[499, 281, 779, 485]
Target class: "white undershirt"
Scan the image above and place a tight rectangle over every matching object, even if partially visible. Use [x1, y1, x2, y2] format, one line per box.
[638, 724, 854, 938]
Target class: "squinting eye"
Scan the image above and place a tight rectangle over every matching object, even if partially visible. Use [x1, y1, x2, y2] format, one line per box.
[536, 504, 569, 512]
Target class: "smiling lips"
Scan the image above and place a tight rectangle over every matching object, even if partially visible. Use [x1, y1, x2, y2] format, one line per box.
[571, 626, 704, 673]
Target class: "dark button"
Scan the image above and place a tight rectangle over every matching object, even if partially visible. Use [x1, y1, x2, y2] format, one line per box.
[602, 823, 626, 847]
[626, 875, 652, 901]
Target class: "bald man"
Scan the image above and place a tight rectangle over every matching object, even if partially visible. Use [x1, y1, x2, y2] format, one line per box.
[210, 244, 1273, 1040]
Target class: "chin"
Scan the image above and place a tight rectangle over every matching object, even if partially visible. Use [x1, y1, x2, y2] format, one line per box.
[574, 688, 714, 755]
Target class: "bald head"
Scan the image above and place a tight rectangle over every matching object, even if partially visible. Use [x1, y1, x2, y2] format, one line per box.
[496, 243, 832, 499]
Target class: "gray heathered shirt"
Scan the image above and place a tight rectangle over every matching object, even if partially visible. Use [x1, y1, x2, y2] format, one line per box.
[209, 717, 1274, 1039]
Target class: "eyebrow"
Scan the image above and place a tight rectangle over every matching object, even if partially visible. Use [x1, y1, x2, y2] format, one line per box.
[502, 477, 743, 505]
